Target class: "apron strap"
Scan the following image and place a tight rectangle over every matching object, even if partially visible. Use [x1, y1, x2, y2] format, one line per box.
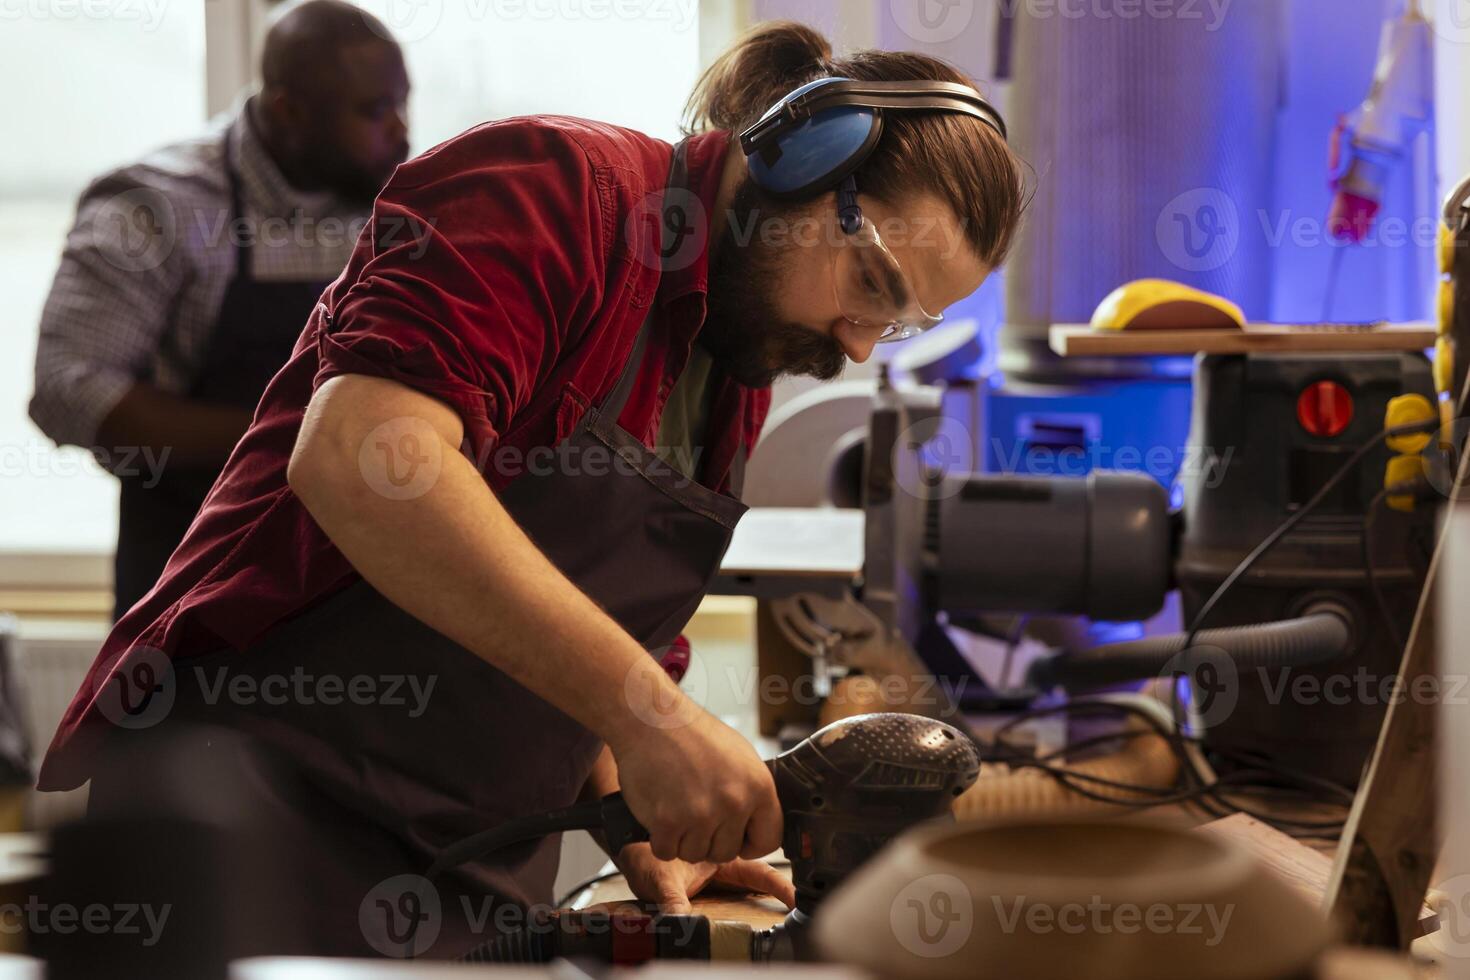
[599, 310, 651, 424]
[222, 124, 251, 282]
[727, 433, 747, 499]
[598, 138, 692, 426]
[660, 140, 691, 259]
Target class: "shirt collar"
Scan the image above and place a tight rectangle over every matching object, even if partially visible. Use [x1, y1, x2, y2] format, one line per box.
[227, 95, 344, 218]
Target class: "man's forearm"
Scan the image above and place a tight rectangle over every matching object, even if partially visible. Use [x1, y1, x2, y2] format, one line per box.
[288, 375, 685, 749]
[95, 383, 253, 468]
[582, 745, 621, 801]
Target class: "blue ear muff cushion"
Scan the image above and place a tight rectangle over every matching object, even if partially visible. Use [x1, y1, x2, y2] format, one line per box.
[747, 78, 884, 199]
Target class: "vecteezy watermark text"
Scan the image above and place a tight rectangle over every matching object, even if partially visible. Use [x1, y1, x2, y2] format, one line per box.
[0, 0, 167, 29]
[992, 895, 1234, 947]
[990, 440, 1234, 486]
[0, 898, 171, 947]
[191, 667, 437, 718]
[360, 875, 700, 958]
[1258, 668, 1470, 709]
[0, 440, 170, 487]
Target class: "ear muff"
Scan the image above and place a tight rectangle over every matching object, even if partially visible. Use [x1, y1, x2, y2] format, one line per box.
[744, 77, 884, 199]
[740, 76, 1006, 201]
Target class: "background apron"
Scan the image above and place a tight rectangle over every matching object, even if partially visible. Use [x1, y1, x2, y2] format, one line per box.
[93, 142, 750, 959]
[112, 129, 331, 621]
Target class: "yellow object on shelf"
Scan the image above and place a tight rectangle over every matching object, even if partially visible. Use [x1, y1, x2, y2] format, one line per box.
[1089, 278, 1246, 332]
[1440, 279, 1456, 336]
[1385, 454, 1426, 513]
[1434, 336, 1455, 395]
[1384, 393, 1435, 454]
[1442, 221, 1458, 275]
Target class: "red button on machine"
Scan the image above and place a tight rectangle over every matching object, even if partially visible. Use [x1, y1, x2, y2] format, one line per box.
[1296, 380, 1354, 437]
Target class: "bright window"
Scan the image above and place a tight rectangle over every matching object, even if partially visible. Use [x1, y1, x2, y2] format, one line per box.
[353, 0, 702, 151]
[0, 6, 207, 563]
[0, 0, 702, 569]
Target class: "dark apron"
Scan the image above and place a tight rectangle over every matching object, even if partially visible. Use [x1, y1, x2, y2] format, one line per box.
[112, 128, 330, 621]
[99, 141, 749, 959]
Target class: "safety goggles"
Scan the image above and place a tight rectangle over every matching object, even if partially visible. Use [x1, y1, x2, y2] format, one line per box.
[831, 181, 943, 343]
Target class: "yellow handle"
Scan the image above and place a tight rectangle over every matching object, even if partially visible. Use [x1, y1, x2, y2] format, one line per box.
[1385, 454, 1426, 513]
[1384, 393, 1435, 454]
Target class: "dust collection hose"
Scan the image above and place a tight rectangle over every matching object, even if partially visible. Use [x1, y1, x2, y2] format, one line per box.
[1024, 606, 1355, 692]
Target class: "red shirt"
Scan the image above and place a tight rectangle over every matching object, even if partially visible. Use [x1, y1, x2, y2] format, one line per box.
[40, 118, 768, 791]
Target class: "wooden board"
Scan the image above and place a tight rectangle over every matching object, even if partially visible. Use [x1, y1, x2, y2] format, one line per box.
[1199, 814, 1336, 908]
[1323, 413, 1468, 946]
[231, 960, 543, 978]
[1188, 812, 1435, 934]
[1049, 322, 1437, 358]
[583, 894, 790, 930]
[573, 861, 792, 930]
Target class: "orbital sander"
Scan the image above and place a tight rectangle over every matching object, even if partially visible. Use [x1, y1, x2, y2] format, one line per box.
[430, 711, 981, 963]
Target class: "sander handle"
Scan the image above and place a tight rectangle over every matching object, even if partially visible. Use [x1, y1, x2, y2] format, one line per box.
[431, 756, 782, 882]
[426, 792, 650, 882]
[597, 757, 779, 854]
[598, 791, 653, 855]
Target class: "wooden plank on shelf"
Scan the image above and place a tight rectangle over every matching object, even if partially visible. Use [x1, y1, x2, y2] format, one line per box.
[0, 590, 111, 620]
[1049, 322, 1436, 358]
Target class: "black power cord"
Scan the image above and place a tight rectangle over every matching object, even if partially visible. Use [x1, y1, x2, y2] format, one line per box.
[401, 796, 649, 958]
[1361, 488, 1405, 655]
[1136, 416, 1445, 838]
[982, 699, 1355, 840]
[1182, 418, 1438, 652]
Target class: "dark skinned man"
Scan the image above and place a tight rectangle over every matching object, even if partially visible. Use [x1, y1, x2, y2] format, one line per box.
[30, 0, 410, 620]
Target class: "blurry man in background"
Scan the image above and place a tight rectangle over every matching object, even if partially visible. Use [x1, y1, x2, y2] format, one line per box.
[29, 0, 410, 620]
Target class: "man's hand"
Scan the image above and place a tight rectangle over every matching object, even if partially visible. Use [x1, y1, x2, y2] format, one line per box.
[614, 842, 795, 914]
[608, 700, 783, 865]
[96, 382, 254, 468]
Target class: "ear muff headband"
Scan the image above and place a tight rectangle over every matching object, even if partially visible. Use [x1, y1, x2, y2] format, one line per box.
[739, 77, 1007, 199]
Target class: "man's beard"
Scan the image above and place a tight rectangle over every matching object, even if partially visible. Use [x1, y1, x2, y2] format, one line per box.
[305, 144, 402, 208]
[698, 179, 847, 389]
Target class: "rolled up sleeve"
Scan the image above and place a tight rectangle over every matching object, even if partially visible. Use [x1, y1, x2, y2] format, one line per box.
[29, 172, 190, 449]
[315, 122, 609, 461]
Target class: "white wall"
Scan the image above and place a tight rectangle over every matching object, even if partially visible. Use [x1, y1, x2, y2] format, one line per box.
[1432, 0, 1470, 203]
[0, 9, 207, 561]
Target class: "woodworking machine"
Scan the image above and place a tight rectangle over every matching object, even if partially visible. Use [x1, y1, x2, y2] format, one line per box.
[757, 343, 1437, 788]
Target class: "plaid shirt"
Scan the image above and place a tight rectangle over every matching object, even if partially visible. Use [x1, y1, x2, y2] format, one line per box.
[29, 96, 370, 449]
